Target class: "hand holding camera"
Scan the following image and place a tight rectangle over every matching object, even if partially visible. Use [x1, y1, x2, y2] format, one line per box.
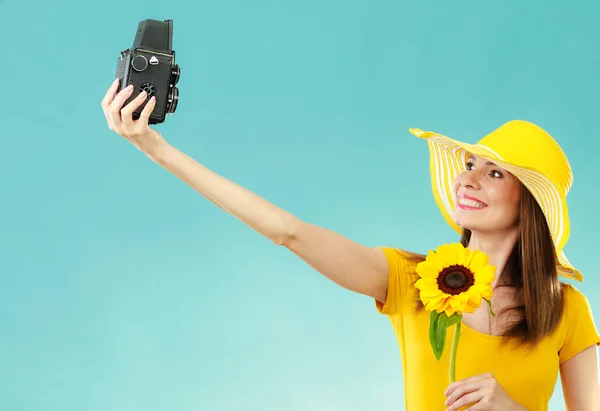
[101, 79, 168, 159]
[101, 19, 181, 159]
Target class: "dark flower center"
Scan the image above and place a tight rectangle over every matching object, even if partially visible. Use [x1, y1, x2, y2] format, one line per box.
[437, 264, 475, 295]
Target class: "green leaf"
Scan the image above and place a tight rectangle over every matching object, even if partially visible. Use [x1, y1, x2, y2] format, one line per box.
[485, 299, 496, 317]
[446, 312, 462, 326]
[429, 311, 464, 361]
[429, 311, 449, 361]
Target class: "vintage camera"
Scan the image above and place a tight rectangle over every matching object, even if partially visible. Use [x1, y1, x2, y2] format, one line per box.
[114, 19, 181, 124]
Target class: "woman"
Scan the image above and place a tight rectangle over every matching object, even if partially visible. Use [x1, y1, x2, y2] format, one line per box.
[101, 81, 600, 410]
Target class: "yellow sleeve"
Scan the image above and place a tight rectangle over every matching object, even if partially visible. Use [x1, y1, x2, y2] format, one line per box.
[558, 284, 600, 364]
[375, 247, 420, 316]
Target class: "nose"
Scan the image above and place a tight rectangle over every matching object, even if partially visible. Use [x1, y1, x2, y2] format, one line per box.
[459, 169, 481, 190]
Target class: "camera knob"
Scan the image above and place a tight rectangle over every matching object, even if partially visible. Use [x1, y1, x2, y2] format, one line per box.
[140, 82, 156, 97]
[131, 55, 148, 72]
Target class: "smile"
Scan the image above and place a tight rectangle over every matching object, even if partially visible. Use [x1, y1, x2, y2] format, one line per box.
[457, 195, 487, 210]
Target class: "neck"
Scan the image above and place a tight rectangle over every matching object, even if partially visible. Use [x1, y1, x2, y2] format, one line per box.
[467, 229, 519, 287]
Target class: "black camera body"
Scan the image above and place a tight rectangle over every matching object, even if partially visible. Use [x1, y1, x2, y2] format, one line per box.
[115, 19, 181, 124]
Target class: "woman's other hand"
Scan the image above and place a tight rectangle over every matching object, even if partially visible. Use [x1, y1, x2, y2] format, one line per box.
[444, 373, 527, 411]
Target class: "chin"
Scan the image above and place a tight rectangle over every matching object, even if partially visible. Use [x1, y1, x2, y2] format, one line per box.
[456, 222, 476, 232]
[453, 216, 487, 234]
[453, 212, 477, 230]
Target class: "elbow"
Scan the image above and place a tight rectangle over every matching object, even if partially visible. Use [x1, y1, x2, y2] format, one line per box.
[268, 215, 301, 247]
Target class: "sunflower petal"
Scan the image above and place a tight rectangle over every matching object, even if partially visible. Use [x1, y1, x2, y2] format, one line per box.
[451, 243, 467, 266]
[425, 249, 444, 271]
[474, 265, 496, 285]
[468, 250, 490, 271]
[415, 278, 439, 292]
[449, 294, 468, 313]
[444, 305, 457, 317]
[416, 263, 441, 279]
[462, 302, 478, 314]
[420, 289, 444, 300]
[431, 297, 449, 313]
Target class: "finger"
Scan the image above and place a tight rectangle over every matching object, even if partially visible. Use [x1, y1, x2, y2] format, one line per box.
[445, 391, 482, 411]
[121, 90, 148, 130]
[445, 373, 492, 397]
[109, 84, 135, 128]
[101, 79, 121, 129]
[137, 95, 156, 125]
[445, 381, 482, 407]
[101, 78, 120, 110]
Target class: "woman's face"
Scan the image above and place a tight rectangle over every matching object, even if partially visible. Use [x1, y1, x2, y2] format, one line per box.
[452, 154, 522, 235]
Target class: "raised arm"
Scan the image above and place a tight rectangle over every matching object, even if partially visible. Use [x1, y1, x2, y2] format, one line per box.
[101, 81, 390, 303]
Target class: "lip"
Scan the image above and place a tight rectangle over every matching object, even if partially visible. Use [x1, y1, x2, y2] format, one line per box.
[457, 193, 488, 209]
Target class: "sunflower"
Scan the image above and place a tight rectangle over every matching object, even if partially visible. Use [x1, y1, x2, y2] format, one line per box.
[415, 243, 495, 317]
[415, 243, 497, 379]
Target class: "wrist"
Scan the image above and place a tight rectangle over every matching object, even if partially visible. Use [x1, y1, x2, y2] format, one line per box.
[148, 139, 173, 164]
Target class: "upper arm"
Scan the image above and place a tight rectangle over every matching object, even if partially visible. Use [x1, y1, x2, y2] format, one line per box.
[558, 285, 600, 410]
[560, 344, 600, 411]
[283, 221, 390, 302]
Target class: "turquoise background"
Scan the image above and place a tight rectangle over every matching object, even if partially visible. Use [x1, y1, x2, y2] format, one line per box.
[2, 0, 598, 409]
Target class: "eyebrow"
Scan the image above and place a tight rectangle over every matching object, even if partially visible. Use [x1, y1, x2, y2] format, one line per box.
[466, 156, 496, 166]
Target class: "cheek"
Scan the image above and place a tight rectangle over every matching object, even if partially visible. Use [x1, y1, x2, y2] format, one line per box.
[510, 193, 522, 215]
[452, 174, 463, 193]
[485, 184, 513, 204]
[497, 186, 521, 215]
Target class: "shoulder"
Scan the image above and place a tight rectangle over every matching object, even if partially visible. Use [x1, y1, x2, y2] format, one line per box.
[377, 246, 426, 284]
[375, 246, 425, 314]
[561, 282, 595, 315]
[378, 246, 425, 268]
[557, 282, 600, 364]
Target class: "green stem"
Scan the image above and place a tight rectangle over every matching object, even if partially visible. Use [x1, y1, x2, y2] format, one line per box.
[449, 321, 461, 383]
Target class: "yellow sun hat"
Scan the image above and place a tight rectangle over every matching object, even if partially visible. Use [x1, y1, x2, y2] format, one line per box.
[410, 120, 582, 282]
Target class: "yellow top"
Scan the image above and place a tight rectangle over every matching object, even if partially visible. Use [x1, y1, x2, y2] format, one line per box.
[375, 247, 600, 411]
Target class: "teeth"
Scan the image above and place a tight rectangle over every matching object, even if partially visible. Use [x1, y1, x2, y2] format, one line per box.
[459, 198, 484, 208]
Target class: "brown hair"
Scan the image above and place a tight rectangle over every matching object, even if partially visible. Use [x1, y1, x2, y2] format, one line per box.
[415, 184, 565, 347]
[464, 184, 564, 346]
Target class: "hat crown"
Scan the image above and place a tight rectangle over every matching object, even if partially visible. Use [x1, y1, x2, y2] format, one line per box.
[476, 120, 573, 194]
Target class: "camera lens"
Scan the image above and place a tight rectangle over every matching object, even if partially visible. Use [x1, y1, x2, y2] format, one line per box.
[171, 64, 181, 85]
[167, 86, 179, 114]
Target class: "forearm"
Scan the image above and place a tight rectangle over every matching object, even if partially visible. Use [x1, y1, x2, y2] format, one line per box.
[153, 142, 298, 244]
[101, 80, 390, 301]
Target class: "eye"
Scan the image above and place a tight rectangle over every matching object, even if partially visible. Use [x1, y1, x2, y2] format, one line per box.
[490, 170, 502, 178]
[465, 161, 474, 170]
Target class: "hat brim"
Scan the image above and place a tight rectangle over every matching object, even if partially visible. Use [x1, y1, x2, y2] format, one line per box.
[410, 128, 582, 282]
